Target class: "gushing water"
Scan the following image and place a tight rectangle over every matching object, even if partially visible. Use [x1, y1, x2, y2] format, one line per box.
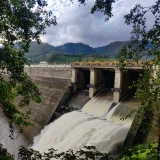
[82, 90, 113, 117]
[0, 109, 28, 157]
[32, 111, 129, 153]
[32, 92, 140, 154]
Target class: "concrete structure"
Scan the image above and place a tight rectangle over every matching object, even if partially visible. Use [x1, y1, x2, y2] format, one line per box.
[89, 68, 105, 98]
[25, 64, 71, 68]
[70, 68, 79, 91]
[23, 67, 71, 142]
[22, 64, 159, 150]
[22, 65, 143, 141]
[71, 65, 143, 103]
[0, 64, 153, 153]
[89, 69, 98, 98]
[25, 67, 70, 79]
[113, 69, 123, 103]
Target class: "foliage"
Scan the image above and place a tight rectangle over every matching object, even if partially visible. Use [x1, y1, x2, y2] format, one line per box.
[0, 0, 56, 127]
[116, 0, 160, 156]
[117, 0, 160, 139]
[118, 1, 160, 64]
[48, 54, 83, 64]
[18, 146, 113, 160]
[1, 143, 160, 160]
[120, 143, 160, 160]
[0, 145, 113, 160]
[78, 0, 115, 21]
[0, 144, 14, 160]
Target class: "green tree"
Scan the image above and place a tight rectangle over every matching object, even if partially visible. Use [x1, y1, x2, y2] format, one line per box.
[117, 1, 160, 158]
[0, 0, 56, 127]
[117, 0, 160, 148]
[78, 0, 115, 21]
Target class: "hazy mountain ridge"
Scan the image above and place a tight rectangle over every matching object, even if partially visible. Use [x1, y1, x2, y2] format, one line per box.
[56, 42, 95, 55]
[25, 41, 62, 58]
[94, 41, 129, 58]
[26, 41, 129, 61]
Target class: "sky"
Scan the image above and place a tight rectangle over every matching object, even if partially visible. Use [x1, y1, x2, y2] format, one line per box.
[40, 0, 156, 48]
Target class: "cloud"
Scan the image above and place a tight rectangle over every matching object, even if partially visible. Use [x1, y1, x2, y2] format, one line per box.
[41, 0, 156, 47]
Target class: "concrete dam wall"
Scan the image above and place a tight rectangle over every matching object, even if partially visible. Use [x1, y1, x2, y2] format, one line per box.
[23, 67, 71, 142]
[25, 67, 70, 79]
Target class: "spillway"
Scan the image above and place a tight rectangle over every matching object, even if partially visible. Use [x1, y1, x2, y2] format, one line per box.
[32, 93, 140, 156]
[107, 96, 140, 125]
[82, 89, 113, 117]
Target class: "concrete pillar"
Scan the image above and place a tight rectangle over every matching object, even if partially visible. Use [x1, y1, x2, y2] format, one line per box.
[71, 68, 78, 83]
[70, 68, 79, 91]
[89, 68, 98, 98]
[113, 69, 123, 103]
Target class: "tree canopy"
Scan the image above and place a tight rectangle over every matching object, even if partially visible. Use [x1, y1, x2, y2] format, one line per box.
[78, 0, 115, 21]
[0, 0, 56, 127]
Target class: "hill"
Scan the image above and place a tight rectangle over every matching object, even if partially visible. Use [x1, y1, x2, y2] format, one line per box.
[25, 41, 62, 58]
[56, 42, 95, 55]
[94, 41, 129, 58]
[25, 41, 130, 62]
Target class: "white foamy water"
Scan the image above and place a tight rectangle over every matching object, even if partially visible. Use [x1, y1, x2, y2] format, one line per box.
[109, 96, 140, 125]
[0, 109, 28, 157]
[82, 90, 113, 117]
[32, 94, 140, 156]
[32, 111, 129, 154]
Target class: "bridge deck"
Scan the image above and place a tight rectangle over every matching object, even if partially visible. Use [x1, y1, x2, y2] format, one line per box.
[72, 64, 144, 70]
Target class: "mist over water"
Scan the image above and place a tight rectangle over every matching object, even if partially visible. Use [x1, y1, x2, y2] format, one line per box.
[0, 109, 28, 157]
[32, 111, 130, 153]
[32, 91, 140, 154]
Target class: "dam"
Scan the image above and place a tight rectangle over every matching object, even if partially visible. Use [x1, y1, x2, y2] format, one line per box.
[0, 63, 156, 157]
[28, 63, 146, 155]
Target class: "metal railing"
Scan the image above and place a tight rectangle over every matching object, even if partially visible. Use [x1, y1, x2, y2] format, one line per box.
[25, 64, 71, 68]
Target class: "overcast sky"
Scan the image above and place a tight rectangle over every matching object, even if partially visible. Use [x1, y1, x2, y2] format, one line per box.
[40, 0, 156, 48]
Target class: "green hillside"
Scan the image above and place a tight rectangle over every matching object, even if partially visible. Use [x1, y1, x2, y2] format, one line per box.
[25, 41, 62, 59]
[56, 42, 95, 55]
[94, 41, 129, 57]
[26, 41, 129, 63]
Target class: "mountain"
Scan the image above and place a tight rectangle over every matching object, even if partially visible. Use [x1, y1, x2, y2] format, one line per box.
[25, 41, 62, 58]
[94, 41, 129, 58]
[25, 41, 131, 62]
[56, 42, 95, 55]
